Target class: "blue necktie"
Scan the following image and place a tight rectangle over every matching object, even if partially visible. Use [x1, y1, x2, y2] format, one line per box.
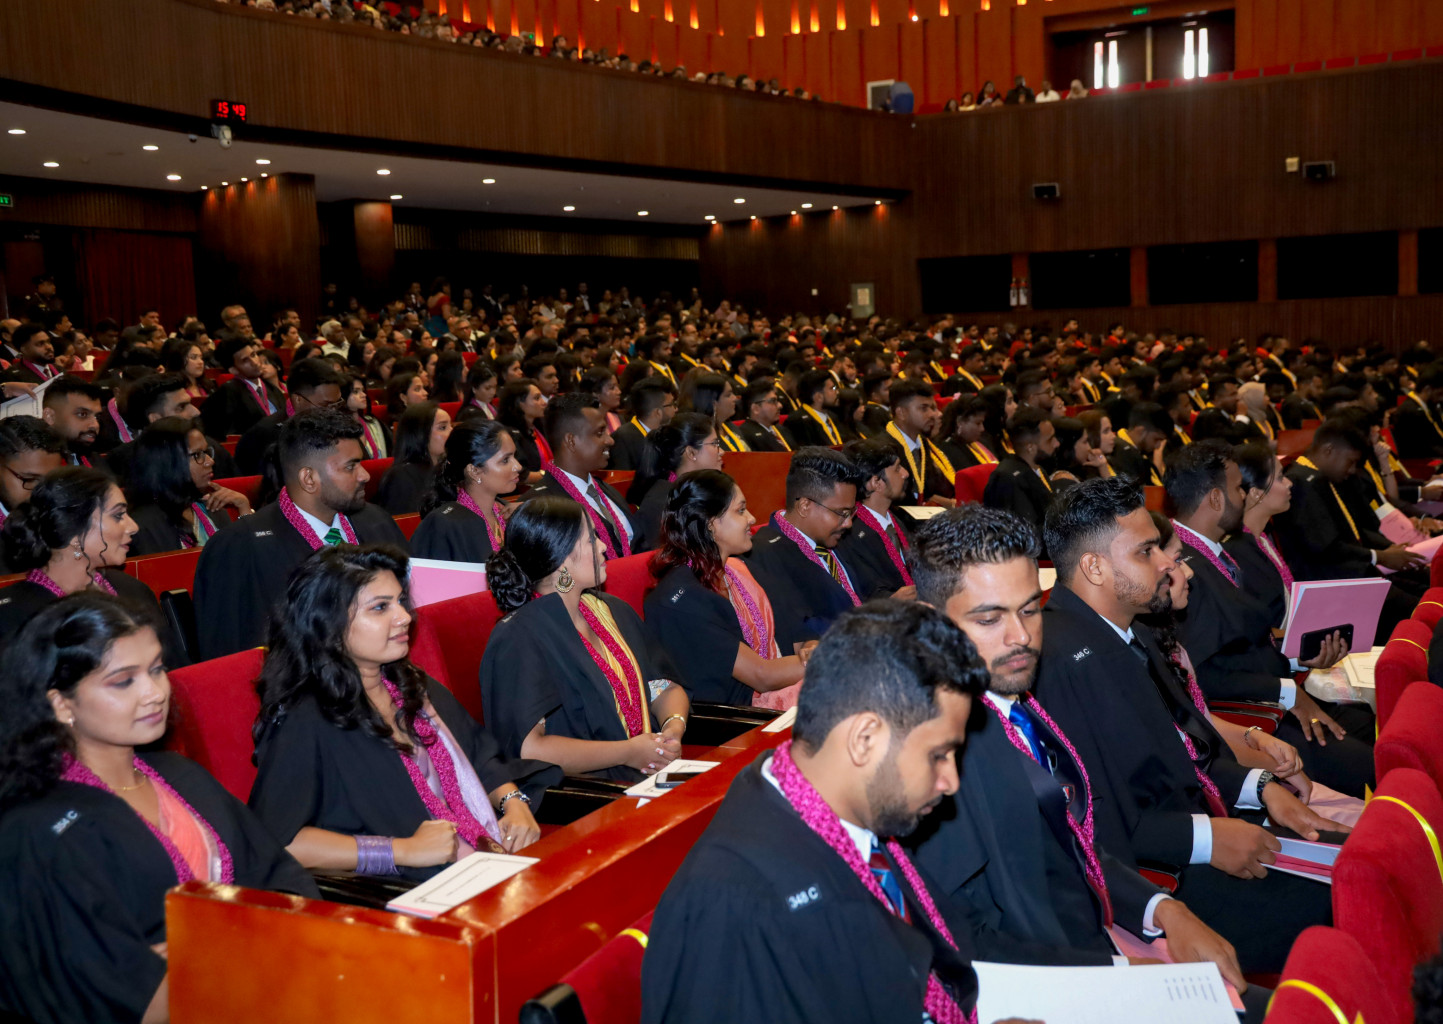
[868, 839, 910, 922]
[1008, 702, 1050, 774]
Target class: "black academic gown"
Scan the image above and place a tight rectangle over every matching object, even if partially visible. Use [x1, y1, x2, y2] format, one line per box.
[0, 569, 188, 666]
[1034, 585, 1332, 973]
[233, 410, 287, 475]
[833, 508, 912, 599]
[193, 501, 409, 660]
[631, 478, 670, 553]
[737, 419, 794, 453]
[521, 468, 642, 554]
[896, 435, 958, 504]
[908, 696, 1162, 961]
[249, 679, 561, 882]
[644, 564, 755, 706]
[375, 462, 436, 516]
[478, 592, 678, 783]
[410, 500, 500, 563]
[608, 421, 648, 471]
[982, 457, 1055, 547]
[787, 410, 842, 448]
[1223, 531, 1289, 629]
[1108, 440, 1163, 486]
[0, 752, 316, 1024]
[200, 377, 284, 439]
[1176, 541, 1376, 796]
[1279, 394, 1322, 432]
[1391, 396, 1443, 459]
[744, 524, 860, 652]
[642, 755, 979, 1024]
[508, 426, 543, 477]
[1272, 461, 1380, 582]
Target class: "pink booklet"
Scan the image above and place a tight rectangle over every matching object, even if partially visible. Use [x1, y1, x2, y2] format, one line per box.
[407, 557, 488, 608]
[1281, 578, 1391, 658]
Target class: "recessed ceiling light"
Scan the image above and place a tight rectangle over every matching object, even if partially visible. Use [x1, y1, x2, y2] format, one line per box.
[260, 173, 269, 178]
[875, 199, 882, 205]
[255, 158, 271, 165]
[750, 215, 757, 220]
[790, 210, 797, 215]
[166, 174, 182, 181]
[637, 210, 649, 216]
[801, 203, 813, 209]
[563, 205, 576, 212]
[376, 168, 391, 175]
[142, 144, 159, 151]
[704, 215, 716, 220]
[390, 194, 403, 200]
[832, 205, 839, 210]
[482, 178, 496, 185]
[201, 185, 209, 190]
[910, 12, 917, 20]
[221, 181, 229, 186]
[42, 161, 58, 168]
[733, 197, 746, 204]
[240, 176, 248, 182]
[7, 128, 25, 135]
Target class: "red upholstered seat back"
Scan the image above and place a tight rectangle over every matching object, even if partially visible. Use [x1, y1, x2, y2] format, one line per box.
[125, 548, 204, 597]
[212, 475, 263, 508]
[603, 552, 656, 618]
[361, 458, 393, 501]
[165, 648, 265, 802]
[1267, 926, 1400, 1024]
[437, 401, 461, 421]
[1432, 547, 1443, 589]
[953, 463, 996, 504]
[1333, 767, 1443, 1024]
[722, 451, 791, 523]
[409, 590, 502, 723]
[560, 912, 654, 1024]
[1377, 680, 1443, 791]
[1414, 587, 1443, 630]
[1375, 621, 1435, 729]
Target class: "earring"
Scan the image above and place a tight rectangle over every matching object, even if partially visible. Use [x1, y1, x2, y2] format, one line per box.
[555, 566, 575, 594]
[73, 545, 83, 560]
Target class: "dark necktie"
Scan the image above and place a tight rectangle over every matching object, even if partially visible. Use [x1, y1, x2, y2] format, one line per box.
[815, 545, 846, 587]
[1008, 702, 1049, 771]
[868, 839, 911, 922]
[1216, 547, 1241, 584]
[586, 481, 623, 550]
[323, 525, 343, 546]
[886, 522, 906, 553]
[1126, 636, 1229, 817]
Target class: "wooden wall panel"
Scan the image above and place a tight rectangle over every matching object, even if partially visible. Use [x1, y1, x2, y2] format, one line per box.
[0, 176, 196, 234]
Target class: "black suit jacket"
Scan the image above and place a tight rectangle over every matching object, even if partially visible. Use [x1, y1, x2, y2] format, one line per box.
[200, 377, 284, 438]
[737, 419, 794, 453]
[743, 523, 859, 651]
[1035, 585, 1252, 870]
[1272, 461, 1380, 581]
[1175, 541, 1291, 703]
[608, 422, 648, 471]
[981, 456, 1054, 545]
[521, 469, 643, 553]
[786, 409, 841, 448]
[1392, 395, 1443, 459]
[832, 510, 912, 599]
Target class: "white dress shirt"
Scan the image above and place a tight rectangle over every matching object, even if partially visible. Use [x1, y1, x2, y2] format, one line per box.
[556, 466, 634, 543]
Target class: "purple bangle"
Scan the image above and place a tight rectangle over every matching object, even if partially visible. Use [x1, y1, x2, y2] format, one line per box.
[354, 835, 399, 876]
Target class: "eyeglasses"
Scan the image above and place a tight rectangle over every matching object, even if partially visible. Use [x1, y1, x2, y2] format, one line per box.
[2, 463, 46, 491]
[700, 439, 725, 451]
[189, 446, 216, 464]
[812, 500, 855, 522]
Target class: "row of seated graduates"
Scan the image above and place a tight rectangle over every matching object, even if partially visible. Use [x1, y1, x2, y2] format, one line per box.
[0, 302, 1437, 1021]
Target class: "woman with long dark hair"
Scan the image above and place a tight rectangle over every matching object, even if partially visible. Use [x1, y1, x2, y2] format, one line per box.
[412, 421, 521, 562]
[375, 402, 452, 515]
[496, 377, 549, 486]
[975, 384, 1017, 458]
[936, 395, 999, 469]
[645, 470, 807, 709]
[1047, 416, 1113, 492]
[430, 351, 466, 404]
[250, 545, 558, 881]
[680, 372, 749, 452]
[578, 366, 622, 433]
[0, 594, 316, 1024]
[125, 418, 252, 556]
[480, 498, 690, 782]
[367, 345, 399, 387]
[1225, 442, 1296, 629]
[626, 412, 723, 551]
[161, 337, 212, 399]
[384, 371, 429, 419]
[464, 361, 499, 419]
[346, 373, 390, 459]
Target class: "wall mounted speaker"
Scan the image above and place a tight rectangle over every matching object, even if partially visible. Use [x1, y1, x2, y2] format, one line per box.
[1032, 182, 1060, 200]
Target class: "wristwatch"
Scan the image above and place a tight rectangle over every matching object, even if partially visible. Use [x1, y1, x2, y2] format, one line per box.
[498, 790, 532, 814]
[1255, 770, 1278, 804]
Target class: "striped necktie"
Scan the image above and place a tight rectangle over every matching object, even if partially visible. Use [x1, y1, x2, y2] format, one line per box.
[323, 526, 343, 546]
[815, 545, 846, 587]
[868, 839, 910, 922]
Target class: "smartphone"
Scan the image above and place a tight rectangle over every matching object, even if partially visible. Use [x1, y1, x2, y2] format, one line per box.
[655, 770, 707, 789]
[1298, 624, 1352, 663]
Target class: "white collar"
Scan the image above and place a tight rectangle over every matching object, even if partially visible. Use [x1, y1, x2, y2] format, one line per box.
[761, 753, 875, 867]
[1098, 613, 1135, 646]
[895, 426, 922, 451]
[982, 691, 1017, 715]
[1173, 519, 1224, 558]
[555, 465, 597, 494]
[295, 502, 341, 539]
[867, 506, 895, 530]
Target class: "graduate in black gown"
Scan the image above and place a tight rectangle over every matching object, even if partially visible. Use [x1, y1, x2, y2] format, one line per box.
[0, 414, 67, 573]
[0, 594, 315, 1024]
[981, 410, 1059, 550]
[745, 447, 871, 652]
[232, 357, 346, 475]
[199, 337, 286, 440]
[1034, 479, 1345, 973]
[374, 401, 451, 515]
[608, 378, 677, 472]
[886, 380, 958, 506]
[193, 408, 409, 660]
[624, 412, 724, 553]
[643, 602, 987, 1024]
[835, 438, 919, 599]
[249, 545, 559, 882]
[480, 497, 691, 784]
[497, 378, 550, 487]
[904, 506, 1265, 1018]
[1223, 443, 1298, 631]
[645, 470, 807, 708]
[410, 419, 521, 563]
[123, 417, 253, 556]
[0, 467, 186, 665]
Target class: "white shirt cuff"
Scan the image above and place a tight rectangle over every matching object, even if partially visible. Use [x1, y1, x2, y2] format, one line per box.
[1189, 814, 1213, 864]
[1142, 893, 1172, 937]
[1277, 678, 1297, 709]
[1371, 550, 1377, 565]
[1234, 768, 1266, 810]
[1111, 955, 1130, 966]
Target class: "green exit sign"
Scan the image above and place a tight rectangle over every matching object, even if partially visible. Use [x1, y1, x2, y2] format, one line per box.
[0, 194, 12, 208]
[1132, 6, 1150, 14]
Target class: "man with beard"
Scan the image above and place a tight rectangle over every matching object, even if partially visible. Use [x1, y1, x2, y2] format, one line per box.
[835, 438, 918, 599]
[1166, 440, 1375, 797]
[1, 324, 61, 384]
[193, 408, 408, 659]
[39, 375, 105, 463]
[644, 602, 997, 1024]
[905, 506, 1266, 1020]
[1034, 478, 1341, 973]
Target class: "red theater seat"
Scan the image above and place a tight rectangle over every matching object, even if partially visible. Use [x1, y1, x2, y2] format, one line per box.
[598, 469, 635, 496]
[603, 552, 655, 618]
[1267, 926, 1399, 1024]
[165, 648, 265, 802]
[1376, 680, 1443, 791]
[1332, 768, 1443, 1024]
[1359, 52, 1388, 66]
[1374, 621, 1434, 729]
[437, 401, 462, 420]
[519, 911, 654, 1024]
[722, 451, 791, 523]
[1292, 60, 1323, 73]
[953, 463, 997, 504]
[126, 548, 204, 598]
[1413, 588, 1443, 629]
[409, 590, 503, 723]
[1143, 79, 1170, 89]
[362, 458, 393, 501]
[1323, 57, 1356, 70]
[1392, 48, 1424, 61]
[1263, 64, 1292, 76]
[1231, 68, 1261, 79]
[212, 475, 263, 508]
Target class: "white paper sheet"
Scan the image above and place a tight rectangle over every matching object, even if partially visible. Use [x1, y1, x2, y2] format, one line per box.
[385, 851, 538, 918]
[972, 960, 1238, 1024]
[623, 759, 720, 799]
[899, 505, 945, 521]
[762, 706, 798, 733]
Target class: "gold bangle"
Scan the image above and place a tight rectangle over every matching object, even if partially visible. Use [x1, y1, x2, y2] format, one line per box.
[659, 713, 687, 734]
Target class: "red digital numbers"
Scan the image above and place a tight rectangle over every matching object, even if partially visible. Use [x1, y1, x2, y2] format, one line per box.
[211, 99, 248, 122]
